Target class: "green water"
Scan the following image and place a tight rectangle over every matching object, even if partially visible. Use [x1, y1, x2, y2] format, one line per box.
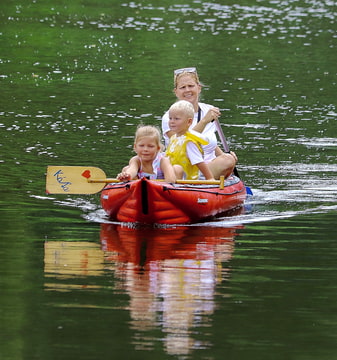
[1, 1, 336, 359]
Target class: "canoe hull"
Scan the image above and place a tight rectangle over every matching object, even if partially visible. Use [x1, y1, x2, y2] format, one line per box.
[100, 176, 246, 225]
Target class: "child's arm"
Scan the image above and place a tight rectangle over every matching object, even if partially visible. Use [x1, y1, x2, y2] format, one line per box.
[196, 162, 215, 181]
[187, 142, 215, 180]
[160, 156, 176, 183]
[117, 156, 140, 181]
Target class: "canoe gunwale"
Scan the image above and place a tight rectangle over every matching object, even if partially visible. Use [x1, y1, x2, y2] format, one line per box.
[161, 185, 245, 196]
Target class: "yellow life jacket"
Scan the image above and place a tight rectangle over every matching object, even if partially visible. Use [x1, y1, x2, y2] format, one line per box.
[166, 131, 209, 180]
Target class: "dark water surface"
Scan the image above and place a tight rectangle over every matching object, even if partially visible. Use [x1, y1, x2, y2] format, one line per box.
[1, 1, 336, 359]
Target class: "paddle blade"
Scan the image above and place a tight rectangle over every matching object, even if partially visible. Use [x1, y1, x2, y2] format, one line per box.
[46, 166, 107, 194]
[246, 186, 253, 196]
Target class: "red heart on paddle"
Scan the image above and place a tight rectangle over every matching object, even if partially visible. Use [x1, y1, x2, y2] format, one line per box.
[82, 170, 91, 179]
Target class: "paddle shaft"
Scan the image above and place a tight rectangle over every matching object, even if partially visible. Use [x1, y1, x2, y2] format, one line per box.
[214, 119, 240, 178]
[89, 177, 225, 188]
[46, 166, 226, 194]
[214, 121, 253, 195]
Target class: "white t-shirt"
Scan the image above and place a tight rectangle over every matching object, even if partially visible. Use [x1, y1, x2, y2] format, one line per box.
[162, 102, 217, 163]
[186, 141, 204, 165]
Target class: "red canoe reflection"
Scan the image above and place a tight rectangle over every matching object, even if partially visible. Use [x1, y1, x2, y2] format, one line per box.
[100, 222, 244, 267]
[45, 222, 245, 356]
[100, 222, 245, 355]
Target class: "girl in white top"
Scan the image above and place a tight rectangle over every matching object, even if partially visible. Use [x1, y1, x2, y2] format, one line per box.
[117, 125, 176, 183]
[161, 67, 237, 179]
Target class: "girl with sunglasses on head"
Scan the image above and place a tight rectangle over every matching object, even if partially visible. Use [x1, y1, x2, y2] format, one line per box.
[161, 67, 237, 180]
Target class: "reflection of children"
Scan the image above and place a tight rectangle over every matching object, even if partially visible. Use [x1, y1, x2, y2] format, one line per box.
[165, 100, 215, 180]
[117, 125, 176, 183]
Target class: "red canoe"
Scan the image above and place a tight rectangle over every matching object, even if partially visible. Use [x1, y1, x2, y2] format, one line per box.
[100, 175, 246, 225]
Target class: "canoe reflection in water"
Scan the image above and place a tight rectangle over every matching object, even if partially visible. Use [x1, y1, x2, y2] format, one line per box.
[44, 222, 244, 356]
[101, 223, 243, 355]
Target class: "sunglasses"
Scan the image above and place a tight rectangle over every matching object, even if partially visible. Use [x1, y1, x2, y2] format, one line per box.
[174, 67, 197, 76]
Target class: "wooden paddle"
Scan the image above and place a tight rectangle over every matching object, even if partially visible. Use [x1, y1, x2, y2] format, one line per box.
[46, 166, 225, 195]
[214, 119, 253, 195]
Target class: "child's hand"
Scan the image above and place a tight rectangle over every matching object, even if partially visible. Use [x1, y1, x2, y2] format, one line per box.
[117, 172, 131, 181]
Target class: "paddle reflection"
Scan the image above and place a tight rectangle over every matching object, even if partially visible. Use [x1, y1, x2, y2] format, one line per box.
[101, 223, 243, 355]
[44, 241, 104, 291]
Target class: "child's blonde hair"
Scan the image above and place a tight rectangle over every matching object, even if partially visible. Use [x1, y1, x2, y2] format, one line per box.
[134, 125, 164, 151]
[169, 100, 194, 119]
